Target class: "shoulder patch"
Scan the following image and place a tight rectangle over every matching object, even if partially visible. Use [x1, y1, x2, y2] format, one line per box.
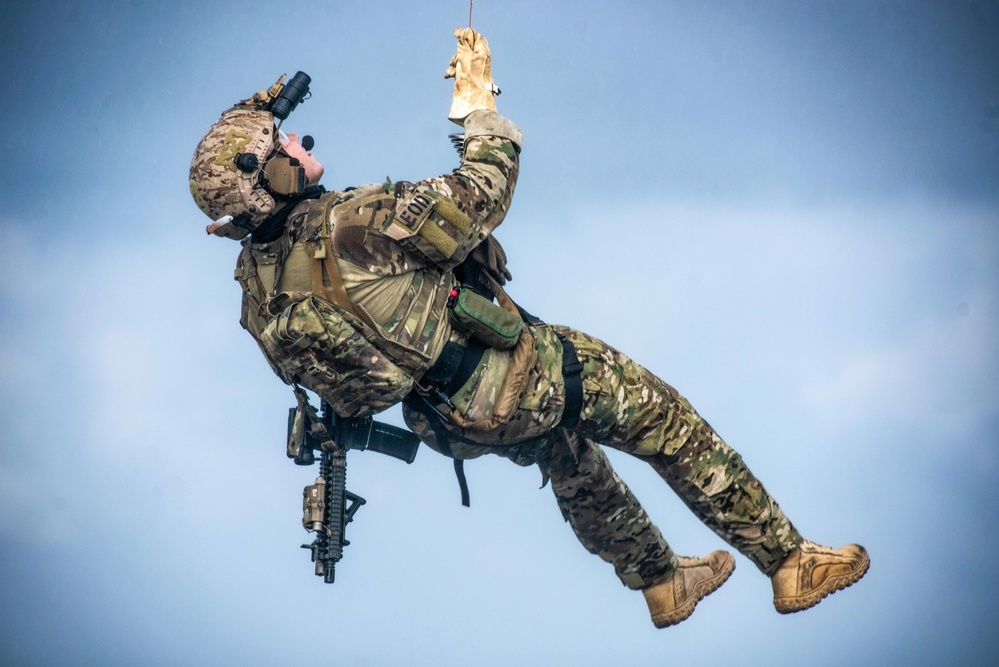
[386, 186, 438, 241]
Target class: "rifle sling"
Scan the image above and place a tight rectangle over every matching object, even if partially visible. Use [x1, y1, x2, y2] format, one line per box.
[310, 237, 369, 324]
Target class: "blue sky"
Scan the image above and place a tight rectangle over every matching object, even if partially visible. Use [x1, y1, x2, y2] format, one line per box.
[1, 1, 997, 665]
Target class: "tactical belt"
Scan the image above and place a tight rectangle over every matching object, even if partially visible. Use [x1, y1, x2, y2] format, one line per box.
[415, 324, 585, 508]
[424, 339, 487, 398]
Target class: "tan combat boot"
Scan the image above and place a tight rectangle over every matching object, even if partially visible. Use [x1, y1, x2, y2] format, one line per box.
[642, 550, 736, 628]
[771, 540, 870, 614]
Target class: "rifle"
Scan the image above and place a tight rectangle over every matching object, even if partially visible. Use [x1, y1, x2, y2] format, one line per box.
[287, 395, 420, 583]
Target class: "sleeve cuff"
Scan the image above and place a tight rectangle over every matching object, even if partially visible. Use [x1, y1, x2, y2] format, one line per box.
[463, 110, 524, 151]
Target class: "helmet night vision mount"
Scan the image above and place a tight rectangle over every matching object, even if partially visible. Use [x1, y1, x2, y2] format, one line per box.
[239, 71, 313, 199]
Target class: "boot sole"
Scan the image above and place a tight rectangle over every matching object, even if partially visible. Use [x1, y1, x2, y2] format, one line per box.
[774, 549, 870, 614]
[651, 553, 736, 628]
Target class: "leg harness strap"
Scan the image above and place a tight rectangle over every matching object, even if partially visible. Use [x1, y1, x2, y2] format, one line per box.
[556, 333, 584, 430]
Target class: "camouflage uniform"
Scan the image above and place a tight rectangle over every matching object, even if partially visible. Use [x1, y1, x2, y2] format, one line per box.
[403, 326, 802, 588]
[235, 110, 801, 591]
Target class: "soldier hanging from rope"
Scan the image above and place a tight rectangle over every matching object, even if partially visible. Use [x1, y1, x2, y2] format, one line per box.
[189, 23, 869, 628]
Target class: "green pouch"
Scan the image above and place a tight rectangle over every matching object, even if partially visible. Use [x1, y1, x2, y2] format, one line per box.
[450, 288, 523, 350]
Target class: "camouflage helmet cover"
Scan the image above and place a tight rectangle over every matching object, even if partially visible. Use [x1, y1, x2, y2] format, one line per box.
[189, 106, 279, 239]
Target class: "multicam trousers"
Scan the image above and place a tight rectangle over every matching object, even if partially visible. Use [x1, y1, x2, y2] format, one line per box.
[403, 326, 802, 590]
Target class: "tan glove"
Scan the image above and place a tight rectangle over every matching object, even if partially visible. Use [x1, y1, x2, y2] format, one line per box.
[444, 27, 498, 125]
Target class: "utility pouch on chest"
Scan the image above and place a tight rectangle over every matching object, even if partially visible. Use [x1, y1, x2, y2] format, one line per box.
[259, 294, 413, 417]
[449, 288, 523, 350]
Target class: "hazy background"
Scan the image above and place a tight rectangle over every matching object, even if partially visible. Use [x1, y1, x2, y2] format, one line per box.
[1, 1, 997, 665]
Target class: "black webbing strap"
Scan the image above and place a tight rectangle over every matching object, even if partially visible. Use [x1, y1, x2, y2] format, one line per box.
[250, 186, 326, 243]
[453, 460, 470, 507]
[413, 338, 487, 508]
[447, 340, 486, 395]
[556, 333, 584, 429]
[408, 395, 473, 507]
[423, 340, 487, 394]
[514, 302, 545, 326]
[423, 340, 464, 385]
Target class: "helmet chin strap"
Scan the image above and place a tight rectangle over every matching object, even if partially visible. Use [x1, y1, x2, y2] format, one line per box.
[250, 185, 327, 243]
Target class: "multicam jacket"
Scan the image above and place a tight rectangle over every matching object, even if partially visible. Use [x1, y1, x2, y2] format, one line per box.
[234, 110, 566, 443]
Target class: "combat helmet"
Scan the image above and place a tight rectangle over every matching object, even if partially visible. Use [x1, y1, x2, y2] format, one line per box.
[190, 72, 314, 239]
